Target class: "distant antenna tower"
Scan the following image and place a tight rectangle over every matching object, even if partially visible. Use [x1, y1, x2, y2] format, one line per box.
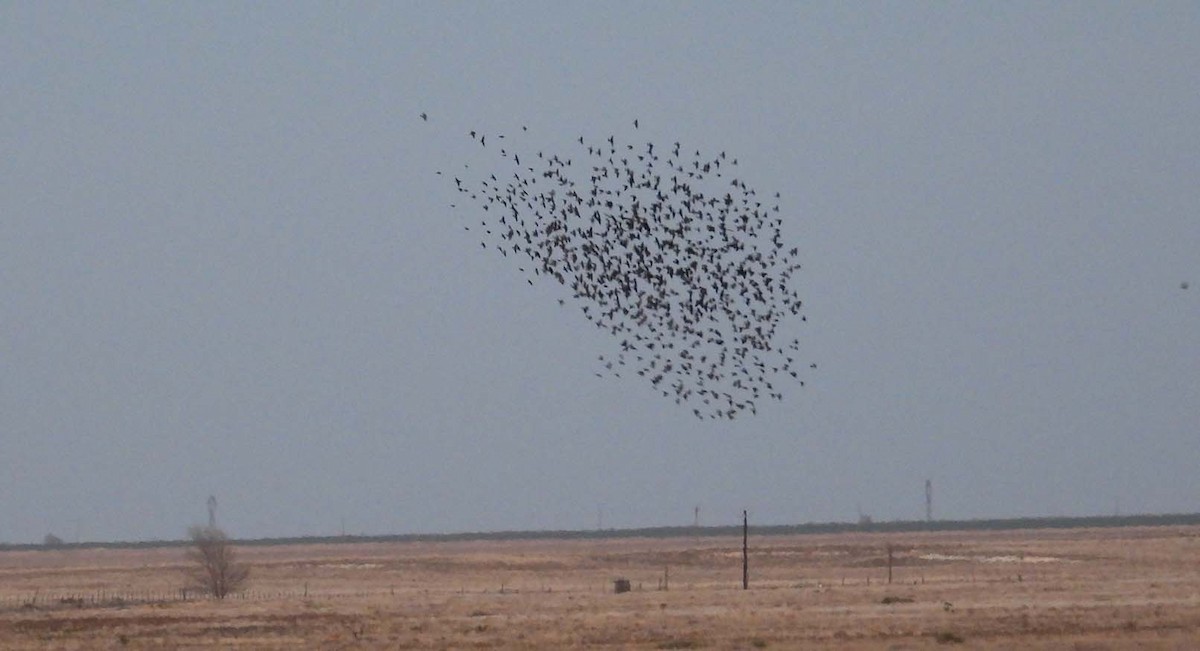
[207, 495, 218, 529]
[925, 479, 933, 522]
[694, 505, 700, 528]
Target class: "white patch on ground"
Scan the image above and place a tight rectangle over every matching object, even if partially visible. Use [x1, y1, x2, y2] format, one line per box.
[918, 553, 1070, 563]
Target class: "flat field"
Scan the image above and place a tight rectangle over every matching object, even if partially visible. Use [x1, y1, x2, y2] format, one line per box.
[2, 525, 1199, 649]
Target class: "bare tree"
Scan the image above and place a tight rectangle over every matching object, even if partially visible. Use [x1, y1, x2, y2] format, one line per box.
[185, 525, 249, 599]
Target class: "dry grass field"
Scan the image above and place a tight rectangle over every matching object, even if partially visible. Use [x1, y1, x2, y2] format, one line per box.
[2, 525, 1199, 649]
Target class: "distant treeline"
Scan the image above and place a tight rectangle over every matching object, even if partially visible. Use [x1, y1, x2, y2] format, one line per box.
[5, 512, 1199, 552]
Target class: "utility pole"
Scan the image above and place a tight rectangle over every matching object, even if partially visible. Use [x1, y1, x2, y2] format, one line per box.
[742, 510, 749, 590]
[207, 495, 217, 529]
[694, 505, 700, 528]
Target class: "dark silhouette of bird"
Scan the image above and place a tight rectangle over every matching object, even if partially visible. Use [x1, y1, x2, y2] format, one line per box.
[420, 112, 427, 121]
[440, 120, 812, 419]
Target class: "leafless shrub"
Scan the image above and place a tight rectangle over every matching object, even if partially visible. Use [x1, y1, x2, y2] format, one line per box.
[934, 630, 965, 644]
[344, 619, 367, 640]
[185, 525, 249, 599]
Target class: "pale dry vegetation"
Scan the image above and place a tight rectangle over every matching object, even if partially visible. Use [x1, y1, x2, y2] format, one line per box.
[2, 526, 1199, 648]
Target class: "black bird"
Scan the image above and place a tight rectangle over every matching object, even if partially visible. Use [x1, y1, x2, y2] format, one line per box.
[441, 122, 811, 419]
[420, 112, 427, 121]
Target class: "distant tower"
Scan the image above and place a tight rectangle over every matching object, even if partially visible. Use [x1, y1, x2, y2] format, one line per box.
[925, 480, 933, 522]
[207, 495, 218, 529]
[694, 505, 700, 528]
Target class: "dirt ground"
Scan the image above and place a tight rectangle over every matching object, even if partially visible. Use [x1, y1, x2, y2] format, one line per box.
[2, 525, 1199, 649]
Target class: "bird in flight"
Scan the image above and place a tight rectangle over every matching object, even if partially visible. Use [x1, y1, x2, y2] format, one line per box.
[440, 120, 811, 419]
[420, 112, 427, 121]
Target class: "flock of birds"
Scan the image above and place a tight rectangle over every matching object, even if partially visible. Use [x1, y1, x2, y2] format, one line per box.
[428, 115, 812, 419]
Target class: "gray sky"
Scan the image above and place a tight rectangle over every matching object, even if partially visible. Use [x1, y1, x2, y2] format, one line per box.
[2, 3, 1197, 543]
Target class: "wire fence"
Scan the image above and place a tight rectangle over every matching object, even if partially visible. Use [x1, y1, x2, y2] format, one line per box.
[0, 588, 413, 613]
[0, 567, 1047, 615]
[0, 584, 592, 611]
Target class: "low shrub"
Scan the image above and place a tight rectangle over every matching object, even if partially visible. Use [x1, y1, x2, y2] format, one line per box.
[934, 630, 964, 644]
[657, 639, 701, 649]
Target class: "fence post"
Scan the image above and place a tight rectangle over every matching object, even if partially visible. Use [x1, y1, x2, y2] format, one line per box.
[887, 544, 894, 584]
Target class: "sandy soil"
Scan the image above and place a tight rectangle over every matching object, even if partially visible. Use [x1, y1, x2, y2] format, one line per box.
[2, 525, 1199, 649]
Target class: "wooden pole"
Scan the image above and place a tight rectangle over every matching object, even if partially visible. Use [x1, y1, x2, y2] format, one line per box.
[887, 544, 894, 584]
[742, 510, 749, 590]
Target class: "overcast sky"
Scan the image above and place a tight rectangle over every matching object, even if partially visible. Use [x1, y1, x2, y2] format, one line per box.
[2, 3, 1197, 543]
